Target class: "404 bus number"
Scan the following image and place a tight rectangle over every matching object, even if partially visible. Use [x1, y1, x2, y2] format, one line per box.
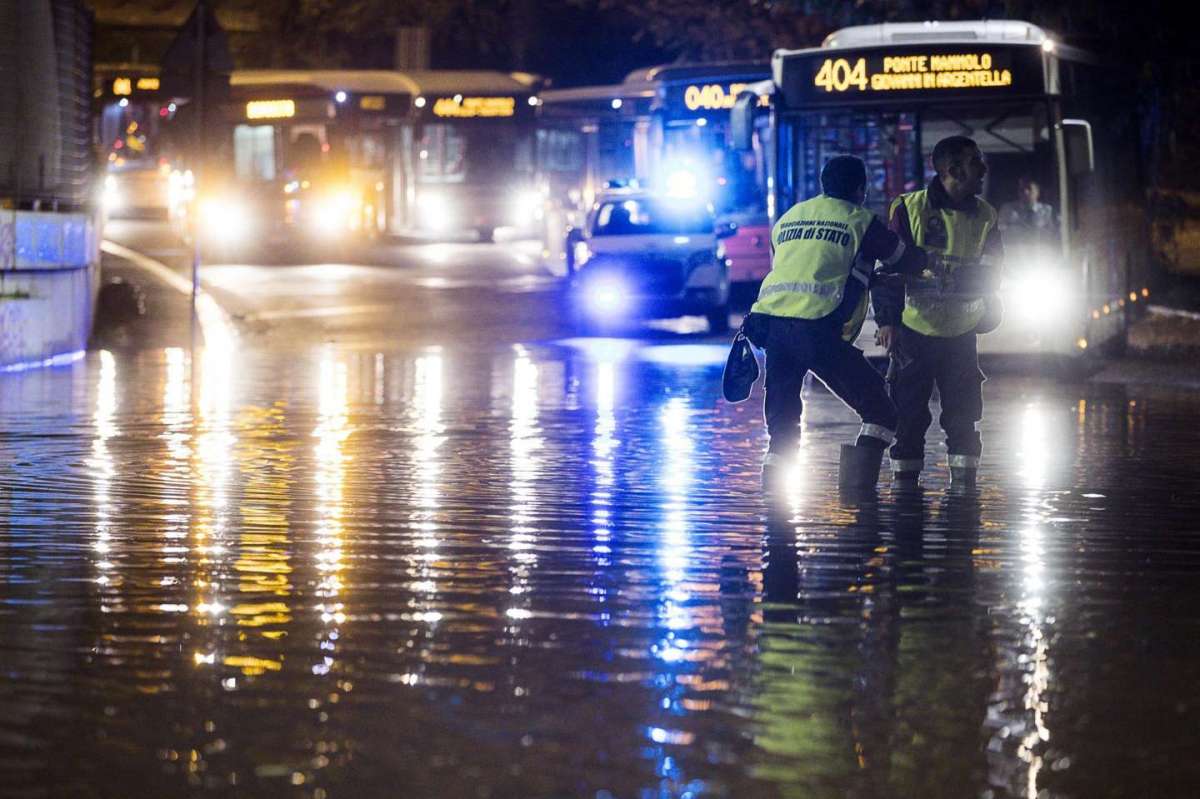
[814, 58, 868, 92]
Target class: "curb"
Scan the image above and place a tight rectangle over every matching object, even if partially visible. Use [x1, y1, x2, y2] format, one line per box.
[100, 240, 236, 348]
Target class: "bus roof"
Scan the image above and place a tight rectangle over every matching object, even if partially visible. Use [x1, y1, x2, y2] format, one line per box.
[622, 61, 769, 86]
[820, 20, 1051, 49]
[539, 82, 654, 105]
[230, 69, 539, 98]
[540, 62, 768, 107]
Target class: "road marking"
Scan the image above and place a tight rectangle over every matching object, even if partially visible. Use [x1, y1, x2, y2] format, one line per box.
[244, 304, 394, 322]
[100, 240, 236, 347]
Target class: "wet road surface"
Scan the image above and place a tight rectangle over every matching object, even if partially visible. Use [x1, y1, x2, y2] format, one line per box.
[2, 230, 1200, 798]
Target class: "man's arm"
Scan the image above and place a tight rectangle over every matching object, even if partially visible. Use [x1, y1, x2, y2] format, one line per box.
[861, 217, 927, 276]
[870, 199, 913, 346]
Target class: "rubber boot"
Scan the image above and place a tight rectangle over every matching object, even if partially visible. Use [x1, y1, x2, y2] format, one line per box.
[839, 444, 883, 490]
[893, 470, 920, 490]
[950, 466, 978, 491]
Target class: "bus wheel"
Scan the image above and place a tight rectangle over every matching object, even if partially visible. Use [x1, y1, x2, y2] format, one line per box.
[476, 226, 495, 243]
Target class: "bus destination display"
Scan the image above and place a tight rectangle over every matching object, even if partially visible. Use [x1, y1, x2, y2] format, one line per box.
[782, 44, 1045, 105]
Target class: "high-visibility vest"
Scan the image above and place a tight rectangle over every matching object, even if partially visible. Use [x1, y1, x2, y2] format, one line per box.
[751, 195, 874, 339]
[895, 189, 998, 337]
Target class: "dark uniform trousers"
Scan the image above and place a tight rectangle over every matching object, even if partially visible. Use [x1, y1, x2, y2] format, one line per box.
[745, 313, 897, 454]
[888, 325, 984, 467]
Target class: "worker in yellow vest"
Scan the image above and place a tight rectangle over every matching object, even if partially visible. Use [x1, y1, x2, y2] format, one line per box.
[872, 136, 1005, 490]
[743, 156, 929, 488]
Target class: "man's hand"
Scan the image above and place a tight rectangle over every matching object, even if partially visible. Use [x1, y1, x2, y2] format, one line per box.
[875, 324, 898, 353]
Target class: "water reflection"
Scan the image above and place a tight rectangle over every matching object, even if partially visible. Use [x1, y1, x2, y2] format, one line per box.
[987, 399, 1065, 797]
[313, 348, 349, 666]
[507, 347, 542, 613]
[405, 350, 445, 637]
[89, 350, 119, 611]
[3, 343, 1199, 797]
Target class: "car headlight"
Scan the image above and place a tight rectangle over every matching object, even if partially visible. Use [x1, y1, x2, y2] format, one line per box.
[512, 189, 543, 224]
[1005, 268, 1071, 324]
[199, 196, 253, 244]
[102, 175, 122, 211]
[419, 191, 454, 231]
[573, 241, 592, 268]
[583, 275, 629, 316]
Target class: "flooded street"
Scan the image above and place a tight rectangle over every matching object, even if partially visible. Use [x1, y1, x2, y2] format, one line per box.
[3, 314, 1200, 798]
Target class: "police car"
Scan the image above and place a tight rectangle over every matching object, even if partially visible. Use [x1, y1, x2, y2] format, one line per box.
[565, 186, 733, 333]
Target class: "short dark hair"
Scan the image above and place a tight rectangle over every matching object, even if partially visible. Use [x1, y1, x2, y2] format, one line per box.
[931, 135, 979, 175]
[820, 155, 867, 200]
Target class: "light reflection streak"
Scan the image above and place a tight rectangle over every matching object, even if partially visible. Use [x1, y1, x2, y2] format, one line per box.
[88, 351, 119, 612]
[645, 397, 704, 777]
[192, 311, 237, 636]
[503, 348, 543, 631]
[231, 401, 295, 667]
[1018, 404, 1050, 490]
[159, 348, 192, 566]
[408, 352, 445, 624]
[509, 348, 542, 554]
[374, 353, 386, 406]
[1004, 401, 1056, 796]
[592, 361, 618, 564]
[313, 348, 350, 671]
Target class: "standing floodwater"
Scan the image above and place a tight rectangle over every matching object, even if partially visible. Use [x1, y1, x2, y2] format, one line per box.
[2, 338, 1199, 798]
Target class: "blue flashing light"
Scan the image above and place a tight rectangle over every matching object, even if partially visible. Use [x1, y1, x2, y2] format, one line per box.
[603, 178, 641, 191]
[585, 277, 629, 316]
[0, 349, 86, 374]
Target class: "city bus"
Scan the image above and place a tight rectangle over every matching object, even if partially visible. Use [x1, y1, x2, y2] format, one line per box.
[187, 69, 542, 250]
[95, 68, 177, 218]
[536, 63, 773, 287]
[733, 20, 1151, 359]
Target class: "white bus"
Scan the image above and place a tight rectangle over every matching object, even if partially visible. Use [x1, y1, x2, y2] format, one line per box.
[187, 69, 542, 250]
[733, 20, 1151, 360]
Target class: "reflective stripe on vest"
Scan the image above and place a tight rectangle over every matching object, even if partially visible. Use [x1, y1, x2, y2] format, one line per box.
[751, 195, 874, 325]
[897, 189, 998, 337]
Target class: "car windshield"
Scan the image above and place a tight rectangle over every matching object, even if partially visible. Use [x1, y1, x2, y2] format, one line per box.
[592, 198, 713, 236]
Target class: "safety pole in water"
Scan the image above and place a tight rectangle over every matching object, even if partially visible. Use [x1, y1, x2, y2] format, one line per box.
[190, 0, 206, 336]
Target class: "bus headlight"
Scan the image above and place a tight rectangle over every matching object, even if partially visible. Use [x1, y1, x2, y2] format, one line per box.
[312, 189, 360, 237]
[511, 189, 542, 224]
[200, 196, 253, 244]
[1006, 268, 1071, 324]
[419, 191, 455, 232]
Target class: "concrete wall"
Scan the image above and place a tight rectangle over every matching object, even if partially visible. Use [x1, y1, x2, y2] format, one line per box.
[0, 210, 98, 370]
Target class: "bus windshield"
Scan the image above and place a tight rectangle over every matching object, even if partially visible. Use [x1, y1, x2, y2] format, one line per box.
[789, 102, 1060, 260]
[418, 122, 533, 185]
[663, 119, 767, 217]
[592, 198, 714, 236]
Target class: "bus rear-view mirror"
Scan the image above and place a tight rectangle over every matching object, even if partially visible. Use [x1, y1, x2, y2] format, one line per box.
[730, 92, 756, 151]
[1063, 119, 1095, 177]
